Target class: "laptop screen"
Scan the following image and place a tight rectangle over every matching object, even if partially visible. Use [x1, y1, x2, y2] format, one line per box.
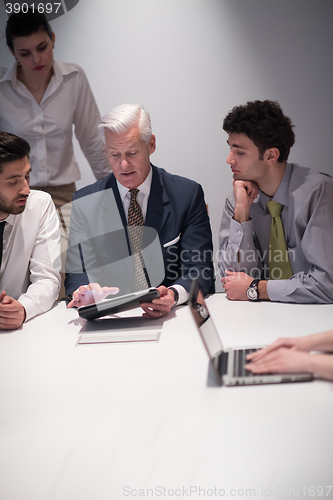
[188, 280, 224, 360]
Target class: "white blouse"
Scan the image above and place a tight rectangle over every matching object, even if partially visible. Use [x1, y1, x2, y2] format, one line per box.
[0, 60, 111, 187]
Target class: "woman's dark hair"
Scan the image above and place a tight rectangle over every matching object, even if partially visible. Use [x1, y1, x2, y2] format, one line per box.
[223, 100, 295, 162]
[0, 132, 30, 173]
[6, 10, 53, 51]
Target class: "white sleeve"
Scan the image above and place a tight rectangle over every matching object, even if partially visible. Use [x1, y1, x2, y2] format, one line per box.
[18, 197, 61, 321]
[73, 68, 111, 180]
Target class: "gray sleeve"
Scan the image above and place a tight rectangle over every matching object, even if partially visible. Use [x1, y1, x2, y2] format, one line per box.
[218, 195, 261, 277]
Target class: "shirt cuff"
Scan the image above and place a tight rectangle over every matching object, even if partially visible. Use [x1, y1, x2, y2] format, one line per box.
[267, 279, 289, 302]
[170, 284, 189, 306]
[229, 218, 253, 246]
[18, 296, 36, 322]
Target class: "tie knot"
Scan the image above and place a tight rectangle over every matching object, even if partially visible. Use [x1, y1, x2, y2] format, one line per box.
[267, 200, 283, 218]
[129, 188, 139, 201]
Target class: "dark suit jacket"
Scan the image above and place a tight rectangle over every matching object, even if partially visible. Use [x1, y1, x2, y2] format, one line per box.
[65, 164, 214, 296]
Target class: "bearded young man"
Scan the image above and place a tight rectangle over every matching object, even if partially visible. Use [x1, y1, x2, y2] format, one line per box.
[0, 132, 60, 329]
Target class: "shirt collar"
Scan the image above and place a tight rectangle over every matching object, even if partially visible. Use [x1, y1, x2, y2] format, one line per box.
[44, 61, 79, 95]
[258, 162, 292, 210]
[0, 60, 79, 87]
[0, 61, 18, 84]
[1, 214, 15, 227]
[52, 60, 79, 79]
[117, 167, 153, 202]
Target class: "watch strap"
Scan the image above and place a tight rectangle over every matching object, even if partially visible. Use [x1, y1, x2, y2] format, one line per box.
[249, 278, 260, 288]
[247, 278, 260, 301]
[169, 287, 179, 309]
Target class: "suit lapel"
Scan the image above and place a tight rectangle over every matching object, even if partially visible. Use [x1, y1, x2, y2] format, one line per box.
[105, 175, 127, 227]
[101, 175, 131, 255]
[145, 165, 170, 234]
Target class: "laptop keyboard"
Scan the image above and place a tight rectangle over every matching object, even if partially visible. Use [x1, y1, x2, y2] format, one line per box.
[233, 348, 259, 377]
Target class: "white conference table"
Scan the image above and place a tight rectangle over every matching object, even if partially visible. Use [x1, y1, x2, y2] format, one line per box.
[0, 294, 332, 500]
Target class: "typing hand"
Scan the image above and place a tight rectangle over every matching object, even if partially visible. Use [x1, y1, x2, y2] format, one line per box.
[245, 336, 316, 375]
[246, 337, 313, 364]
[67, 283, 119, 308]
[245, 347, 312, 375]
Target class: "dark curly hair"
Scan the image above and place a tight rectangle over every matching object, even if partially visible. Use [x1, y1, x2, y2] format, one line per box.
[6, 10, 53, 52]
[223, 100, 295, 162]
[0, 132, 30, 173]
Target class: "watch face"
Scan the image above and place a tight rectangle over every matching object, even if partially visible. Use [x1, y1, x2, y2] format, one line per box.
[197, 305, 209, 319]
[247, 286, 259, 300]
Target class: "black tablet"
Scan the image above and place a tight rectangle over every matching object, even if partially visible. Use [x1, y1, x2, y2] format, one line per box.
[78, 288, 160, 321]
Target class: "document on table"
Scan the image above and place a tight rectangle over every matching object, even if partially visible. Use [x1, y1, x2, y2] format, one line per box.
[77, 307, 162, 344]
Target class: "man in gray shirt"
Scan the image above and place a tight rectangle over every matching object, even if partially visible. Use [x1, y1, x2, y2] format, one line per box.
[219, 100, 333, 304]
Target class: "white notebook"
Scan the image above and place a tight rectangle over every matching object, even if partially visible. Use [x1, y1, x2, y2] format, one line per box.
[77, 308, 162, 344]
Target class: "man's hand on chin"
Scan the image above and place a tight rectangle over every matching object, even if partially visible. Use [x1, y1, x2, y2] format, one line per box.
[221, 271, 253, 300]
[67, 283, 119, 308]
[232, 180, 258, 223]
[141, 285, 176, 318]
[0, 291, 26, 330]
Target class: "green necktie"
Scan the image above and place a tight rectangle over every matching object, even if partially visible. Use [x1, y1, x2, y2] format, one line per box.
[267, 200, 293, 280]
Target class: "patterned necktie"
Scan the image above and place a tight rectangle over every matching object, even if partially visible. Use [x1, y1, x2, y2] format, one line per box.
[267, 200, 293, 280]
[0, 221, 6, 270]
[127, 189, 149, 291]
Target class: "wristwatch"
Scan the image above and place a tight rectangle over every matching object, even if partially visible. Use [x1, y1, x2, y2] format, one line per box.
[193, 302, 209, 320]
[169, 287, 179, 310]
[246, 278, 261, 301]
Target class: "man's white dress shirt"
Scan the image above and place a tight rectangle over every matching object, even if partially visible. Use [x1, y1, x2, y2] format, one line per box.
[1, 191, 61, 321]
[0, 61, 111, 187]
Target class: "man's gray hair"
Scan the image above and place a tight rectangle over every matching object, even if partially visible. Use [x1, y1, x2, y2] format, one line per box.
[98, 104, 152, 144]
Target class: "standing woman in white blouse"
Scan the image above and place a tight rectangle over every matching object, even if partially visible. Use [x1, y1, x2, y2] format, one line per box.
[0, 10, 111, 214]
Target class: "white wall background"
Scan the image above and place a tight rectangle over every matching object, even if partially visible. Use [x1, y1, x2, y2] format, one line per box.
[1, 0, 333, 289]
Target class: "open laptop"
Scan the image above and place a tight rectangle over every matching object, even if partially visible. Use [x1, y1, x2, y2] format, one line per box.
[188, 281, 314, 386]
